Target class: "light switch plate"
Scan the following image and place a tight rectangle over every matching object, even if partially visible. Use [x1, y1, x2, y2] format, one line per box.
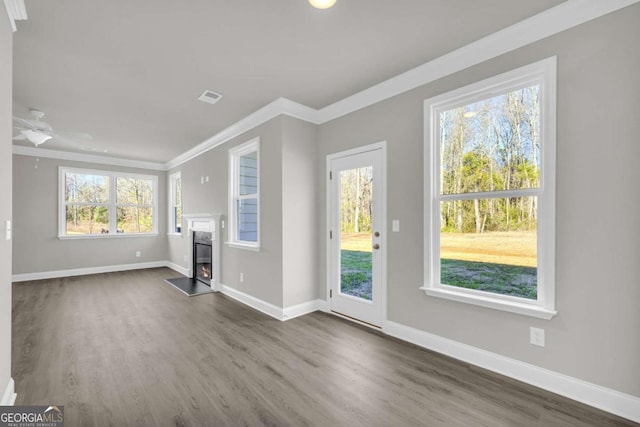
[392, 220, 400, 232]
[5, 220, 11, 241]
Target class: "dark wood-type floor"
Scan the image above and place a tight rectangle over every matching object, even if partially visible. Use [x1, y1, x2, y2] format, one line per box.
[12, 268, 636, 426]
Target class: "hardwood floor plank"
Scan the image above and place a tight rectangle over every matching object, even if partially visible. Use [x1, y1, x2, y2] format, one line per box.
[11, 268, 637, 427]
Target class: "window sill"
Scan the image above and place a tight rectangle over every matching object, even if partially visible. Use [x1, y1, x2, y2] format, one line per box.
[167, 233, 182, 238]
[58, 233, 159, 240]
[225, 241, 260, 252]
[420, 286, 557, 320]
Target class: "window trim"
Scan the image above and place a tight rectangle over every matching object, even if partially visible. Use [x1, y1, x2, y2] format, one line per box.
[168, 171, 182, 236]
[58, 166, 159, 239]
[226, 138, 260, 251]
[422, 57, 557, 320]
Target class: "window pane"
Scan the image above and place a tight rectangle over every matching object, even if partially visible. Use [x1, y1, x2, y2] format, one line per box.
[175, 177, 182, 206]
[440, 197, 537, 299]
[65, 173, 109, 203]
[174, 205, 182, 233]
[440, 85, 540, 195]
[117, 206, 153, 233]
[237, 198, 257, 242]
[239, 151, 258, 196]
[116, 177, 153, 205]
[65, 205, 109, 235]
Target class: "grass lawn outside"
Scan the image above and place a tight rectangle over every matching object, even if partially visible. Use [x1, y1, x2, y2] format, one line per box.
[339, 231, 537, 300]
[340, 250, 372, 300]
[441, 259, 537, 299]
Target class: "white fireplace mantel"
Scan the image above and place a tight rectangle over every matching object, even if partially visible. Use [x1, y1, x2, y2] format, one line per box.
[184, 213, 222, 291]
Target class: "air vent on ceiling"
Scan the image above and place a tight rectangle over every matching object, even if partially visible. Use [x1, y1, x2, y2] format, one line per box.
[198, 90, 223, 105]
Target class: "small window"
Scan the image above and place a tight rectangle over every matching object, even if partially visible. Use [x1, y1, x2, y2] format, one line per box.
[59, 167, 158, 238]
[423, 58, 556, 319]
[169, 172, 182, 234]
[228, 138, 260, 250]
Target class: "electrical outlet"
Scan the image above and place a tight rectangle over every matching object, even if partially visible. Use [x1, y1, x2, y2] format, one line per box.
[135, 251, 141, 258]
[205, 176, 209, 182]
[240, 273, 244, 283]
[530, 327, 545, 347]
[5, 220, 11, 241]
[392, 220, 400, 232]
[200, 176, 205, 184]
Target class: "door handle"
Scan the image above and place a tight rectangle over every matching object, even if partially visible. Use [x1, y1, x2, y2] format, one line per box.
[373, 243, 380, 250]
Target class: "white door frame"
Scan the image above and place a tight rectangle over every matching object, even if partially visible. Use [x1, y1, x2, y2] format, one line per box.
[326, 141, 387, 327]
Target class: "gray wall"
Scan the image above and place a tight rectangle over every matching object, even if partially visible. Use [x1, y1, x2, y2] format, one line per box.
[12, 156, 167, 274]
[0, 9, 13, 401]
[317, 5, 640, 397]
[282, 116, 318, 307]
[168, 117, 285, 307]
[167, 115, 319, 309]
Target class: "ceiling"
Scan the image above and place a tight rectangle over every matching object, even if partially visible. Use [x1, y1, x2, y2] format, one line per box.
[12, 0, 566, 163]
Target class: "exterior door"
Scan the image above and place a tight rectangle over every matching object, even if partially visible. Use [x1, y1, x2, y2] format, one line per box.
[328, 144, 385, 327]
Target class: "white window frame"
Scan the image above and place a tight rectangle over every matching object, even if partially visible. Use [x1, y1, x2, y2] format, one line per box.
[58, 166, 158, 239]
[227, 138, 260, 251]
[168, 171, 182, 236]
[422, 57, 557, 320]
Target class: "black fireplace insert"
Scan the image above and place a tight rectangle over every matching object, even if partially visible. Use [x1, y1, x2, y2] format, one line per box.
[193, 231, 213, 286]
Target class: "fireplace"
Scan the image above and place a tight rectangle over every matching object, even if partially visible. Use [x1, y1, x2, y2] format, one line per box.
[184, 213, 221, 291]
[193, 231, 213, 286]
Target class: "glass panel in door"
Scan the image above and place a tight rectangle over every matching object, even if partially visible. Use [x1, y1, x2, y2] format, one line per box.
[339, 166, 373, 301]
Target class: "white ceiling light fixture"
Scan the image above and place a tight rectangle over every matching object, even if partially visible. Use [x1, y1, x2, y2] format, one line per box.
[309, 0, 336, 10]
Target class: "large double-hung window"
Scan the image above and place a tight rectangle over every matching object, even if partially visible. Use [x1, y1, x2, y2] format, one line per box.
[59, 167, 158, 238]
[423, 58, 557, 319]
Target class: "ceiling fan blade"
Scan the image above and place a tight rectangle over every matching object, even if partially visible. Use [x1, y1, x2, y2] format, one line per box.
[56, 131, 93, 140]
[49, 132, 105, 153]
[13, 116, 35, 129]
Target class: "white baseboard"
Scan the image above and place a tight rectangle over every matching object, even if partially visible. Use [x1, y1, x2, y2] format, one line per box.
[283, 300, 321, 320]
[1, 378, 16, 406]
[220, 283, 322, 322]
[12, 261, 171, 282]
[165, 261, 189, 277]
[220, 284, 284, 320]
[383, 320, 640, 423]
[317, 299, 330, 312]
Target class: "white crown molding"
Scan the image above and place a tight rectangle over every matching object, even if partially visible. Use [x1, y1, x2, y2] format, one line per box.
[383, 320, 640, 423]
[163, 0, 639, 169]
[165, 97, 320, 170]
[10, 0, 638, 170]
[316, 0, 640, 122]
[12, 145, 167, 171]
[3, 0, 27, 32]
